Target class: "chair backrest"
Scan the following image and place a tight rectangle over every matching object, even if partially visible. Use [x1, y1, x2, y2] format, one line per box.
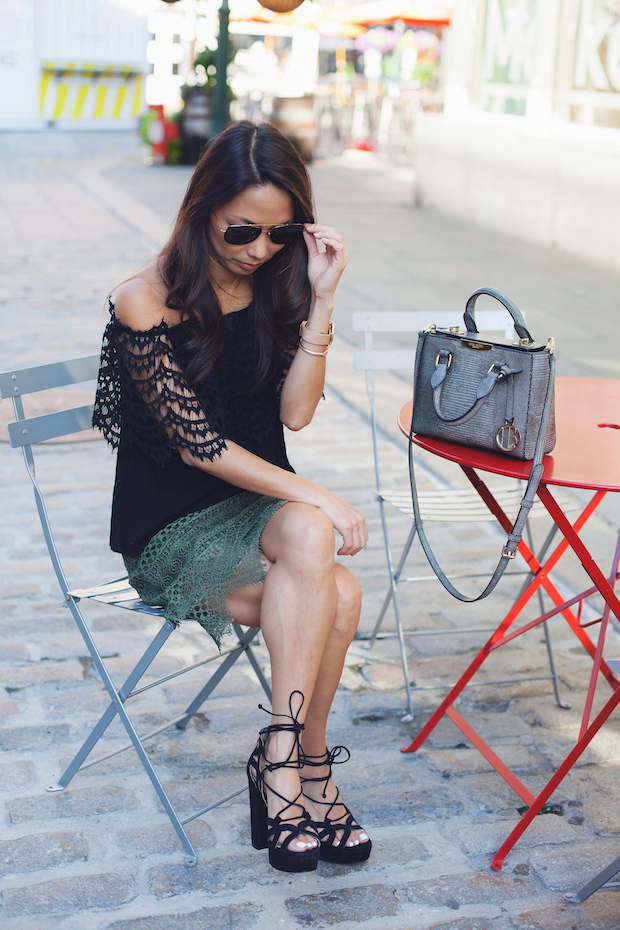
[350, 309, 518, 492]
[0, 355, 100, 595]
[352, 309, 515, 372]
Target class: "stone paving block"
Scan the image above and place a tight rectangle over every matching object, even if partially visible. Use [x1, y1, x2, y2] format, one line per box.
[510, 895, 620, 930]
[0, 661, 85, 690]
[425, 745, 541, 779]
[361, 663, 405, 691]
[148, 854, 276, 898]
[8, 785, 138, 823]
[339, 664, 369, 691]
[2, 873, 137, 918]
[424, 717, 471, 750]
[0, 724, 73, 751]
[0, 830, 88, 874]
[400, 870, 538, 910]
[424, 919, 497, 930]
[114, 819, 216, 855]
[527, 840, 620, 891]
[533, 733, 599, 770]
[105, 902, 264, 930]
[0, 700, 21, 717]
[349, 785, 464, 829]
[0, 761, 34, 790]
[0, 642, 31, 661]
[162, 774, 244, 812]
[155, 730, 250, 769]
[315, 831, 432, 878]
[285, 884, 401, 927]
[0, 583, 40, 598]
[579, 794, 620, 834]
[459, 773, 548, 816]
[453, 815, 577, 857]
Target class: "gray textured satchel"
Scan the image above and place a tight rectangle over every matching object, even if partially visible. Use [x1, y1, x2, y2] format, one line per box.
[409, 287, 556, 602]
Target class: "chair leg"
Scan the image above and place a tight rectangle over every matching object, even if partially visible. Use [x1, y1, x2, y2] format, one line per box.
[109, 684, 199, 867]
[51, 605, 199, 865]
[175, 625, 267, 730]
[358, 520, 418, 649]
[376, 497, 416, 720]
[48, 617, 177, 791]
[565, 855, 620, 903]
[524, 523, 570, 709]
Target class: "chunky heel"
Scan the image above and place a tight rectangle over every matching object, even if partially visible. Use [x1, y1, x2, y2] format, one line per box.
[246, 691, 320, 873]
[247, 769, 268, 849]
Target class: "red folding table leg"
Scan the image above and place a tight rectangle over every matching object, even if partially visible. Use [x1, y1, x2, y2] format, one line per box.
[578, 532, 620, 738]
[403, 485, 608, 755]
[490, 681, 620, 870]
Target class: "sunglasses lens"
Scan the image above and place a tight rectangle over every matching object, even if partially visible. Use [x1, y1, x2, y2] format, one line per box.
[269, 224, 305, 245]
[224, 225, 261, 245]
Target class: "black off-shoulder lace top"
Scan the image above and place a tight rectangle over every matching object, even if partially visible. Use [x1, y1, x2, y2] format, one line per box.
[93, 301, 294, 557]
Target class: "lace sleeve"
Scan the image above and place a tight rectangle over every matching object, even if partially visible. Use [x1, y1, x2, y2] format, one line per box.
[92, 313, 226, 466]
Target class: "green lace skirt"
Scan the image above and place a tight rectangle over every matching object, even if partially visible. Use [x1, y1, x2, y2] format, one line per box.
[123, 491, 286, 646]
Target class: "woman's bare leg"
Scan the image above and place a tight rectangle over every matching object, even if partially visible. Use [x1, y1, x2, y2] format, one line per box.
[226, 502, 367, 851]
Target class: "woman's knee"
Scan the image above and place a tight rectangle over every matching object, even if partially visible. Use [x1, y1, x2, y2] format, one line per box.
[263, 503, 335, 568]
[333, 564, 362, 637]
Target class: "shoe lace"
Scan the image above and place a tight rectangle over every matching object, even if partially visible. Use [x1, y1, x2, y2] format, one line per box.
[300, 745, 350, 799]
[253, 691, 309, 821]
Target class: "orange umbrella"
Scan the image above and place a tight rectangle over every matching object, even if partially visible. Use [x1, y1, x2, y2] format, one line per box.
[230, 1, 368, 37]
[352, 3, 451, 28]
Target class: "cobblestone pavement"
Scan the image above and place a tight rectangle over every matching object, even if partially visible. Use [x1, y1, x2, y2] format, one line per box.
[1, 150, 620, 929]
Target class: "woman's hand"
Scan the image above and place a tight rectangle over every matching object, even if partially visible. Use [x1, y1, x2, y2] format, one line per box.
[315, 491, 368, 556]
[303, 224, 347, 302]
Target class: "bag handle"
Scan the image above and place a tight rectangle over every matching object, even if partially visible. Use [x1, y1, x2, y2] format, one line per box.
[431, 352, 521, 425]
[408, 351, 555, 602]
[464, 287, 534, 344]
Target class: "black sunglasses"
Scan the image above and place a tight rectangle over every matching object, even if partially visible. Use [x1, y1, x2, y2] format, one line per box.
[216, 217, 305, 246]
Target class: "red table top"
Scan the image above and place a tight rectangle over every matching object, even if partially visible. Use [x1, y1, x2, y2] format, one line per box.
[398, 377, 620, 492]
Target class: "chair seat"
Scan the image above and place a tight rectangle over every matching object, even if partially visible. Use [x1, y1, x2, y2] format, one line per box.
[68, 577, 167, 617]
[380, 486, 579, 523]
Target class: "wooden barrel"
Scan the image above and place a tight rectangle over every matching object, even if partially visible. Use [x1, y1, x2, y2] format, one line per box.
[272, 95, 317, 160]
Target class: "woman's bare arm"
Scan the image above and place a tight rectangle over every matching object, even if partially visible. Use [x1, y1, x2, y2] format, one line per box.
[279, 224, 347, 430]
[179, 441, 367, 556]
[114, 279, 367, 556]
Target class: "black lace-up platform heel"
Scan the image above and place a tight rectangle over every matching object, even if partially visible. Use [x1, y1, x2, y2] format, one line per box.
[247, 692, 320, 873]
[301, 745, 372, 864]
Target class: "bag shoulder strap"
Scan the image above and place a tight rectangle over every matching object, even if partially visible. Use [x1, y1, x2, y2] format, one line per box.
[408, 352, 555, 602]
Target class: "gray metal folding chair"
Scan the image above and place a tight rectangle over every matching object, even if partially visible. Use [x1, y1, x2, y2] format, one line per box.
[352, 309, 577, 721]
[0, 355, 271, 866]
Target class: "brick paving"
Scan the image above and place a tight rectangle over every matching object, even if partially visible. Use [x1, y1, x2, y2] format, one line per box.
[1, 149, 620, 929]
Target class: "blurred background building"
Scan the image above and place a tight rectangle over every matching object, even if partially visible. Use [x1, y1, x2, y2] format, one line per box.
[2, 0, 619, 270]
[417, 0, 620, 272]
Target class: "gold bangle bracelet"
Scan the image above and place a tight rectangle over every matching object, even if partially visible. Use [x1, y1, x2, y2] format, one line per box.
[299, 320, 334, 346]
[299, 341, 328, 357]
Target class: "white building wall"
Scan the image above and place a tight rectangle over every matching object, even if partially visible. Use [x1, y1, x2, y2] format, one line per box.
[0, 0, 150, 130]
[0, 0, 38, 127]
[417, 0, 620, 273]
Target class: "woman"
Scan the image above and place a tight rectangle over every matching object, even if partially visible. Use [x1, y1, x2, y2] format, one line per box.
[93, 121, 371, 874]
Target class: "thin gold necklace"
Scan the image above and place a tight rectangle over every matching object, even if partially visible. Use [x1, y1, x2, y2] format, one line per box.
[211, 277, 248, 301]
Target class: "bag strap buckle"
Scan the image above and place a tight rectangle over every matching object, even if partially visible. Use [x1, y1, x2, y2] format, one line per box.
[435, 351, 452, 369]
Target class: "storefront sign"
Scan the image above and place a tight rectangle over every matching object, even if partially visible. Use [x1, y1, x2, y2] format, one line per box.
[480, 0, 537, 115]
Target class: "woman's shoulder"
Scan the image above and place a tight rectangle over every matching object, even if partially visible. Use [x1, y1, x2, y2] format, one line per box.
[113, 262, 183, 333]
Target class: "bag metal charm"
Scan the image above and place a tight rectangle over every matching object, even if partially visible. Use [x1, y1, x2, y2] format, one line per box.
[495, 418, 522, 452]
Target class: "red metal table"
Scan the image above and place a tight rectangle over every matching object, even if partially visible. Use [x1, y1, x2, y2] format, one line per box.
[398, 377, 620, 870]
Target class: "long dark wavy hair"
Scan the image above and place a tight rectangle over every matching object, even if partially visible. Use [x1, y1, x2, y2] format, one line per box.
[158, 121, 315, 391]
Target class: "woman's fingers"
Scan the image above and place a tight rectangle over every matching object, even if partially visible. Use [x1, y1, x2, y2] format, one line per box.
[303, 227, 321, 257]
[331, 501, 367, 556]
